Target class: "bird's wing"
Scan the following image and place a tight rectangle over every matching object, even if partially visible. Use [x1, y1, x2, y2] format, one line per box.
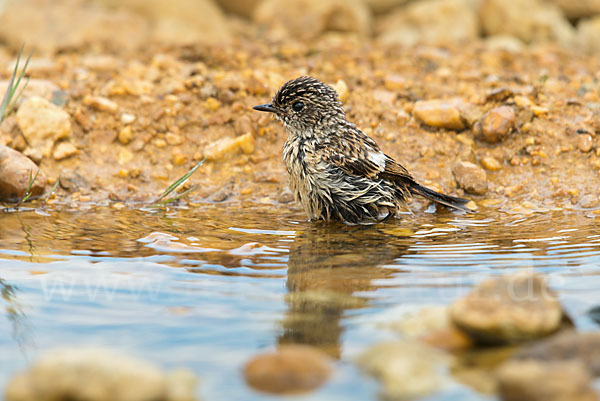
[322, 124, 414, 182]
[321, 125, 386, 179]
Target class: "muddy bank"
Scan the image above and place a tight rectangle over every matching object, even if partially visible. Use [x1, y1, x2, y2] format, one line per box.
[0, 0, 599, 215]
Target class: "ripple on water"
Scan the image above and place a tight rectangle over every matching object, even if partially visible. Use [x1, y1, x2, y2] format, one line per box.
[0, 204, 599, 400]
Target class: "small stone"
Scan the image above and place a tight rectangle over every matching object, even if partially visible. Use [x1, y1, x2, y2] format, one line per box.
[376, 0, 478, 47]
[481, 156, 503, 171]
[480, 0, 575, 48]
[121, 113, 136, 125]
[332, 79, 349, 103]
[3, 347, 197, 401]
[234, 115, 254, 136]
[278, 188, 295, 203]
[166, 132, 183, 146]
[118, 148, 134, 165]
[244, 345, 332, 394]
[254, 0, 371, 40]
[205, 97, 221, 111]
[452, 161, 488, 195]
[449, 272, 565, 345]
[23, 147, 43, 165]
[59, 169, 90, 192]
[578, 134, 593, 153]
[16, 96, 71, 156]
[83, 95, 119, 113]
[412, 99, 465, 130]
[203, 133, 254, 161]
[515, 331, 600, 375]
[357, 341, 448, 400]
[579, 194, 599, 209]
[477, 106, 515, 143]
[0, 145, 46, 202]
[53, 142, 78, 161]
[236, 133, 255, 155]
[118, 126, 133, 144]
[497, 359, 597, 401]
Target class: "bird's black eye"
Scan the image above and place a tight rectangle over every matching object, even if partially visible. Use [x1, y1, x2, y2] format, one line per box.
[292, 101, 304, 112]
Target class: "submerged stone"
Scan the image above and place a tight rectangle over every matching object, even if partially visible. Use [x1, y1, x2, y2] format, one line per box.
[450, 272, 566, 345]
[244, 345, 332, 394]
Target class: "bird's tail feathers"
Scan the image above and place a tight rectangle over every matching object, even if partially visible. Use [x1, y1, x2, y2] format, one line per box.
[409, 182, 473, 212]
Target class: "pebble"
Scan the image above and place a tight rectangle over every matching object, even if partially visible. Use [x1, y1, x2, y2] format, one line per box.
[3, 347, 198, 401]
[578, 134, 593, 153]
[244, 345, 332, 394]
[0, 145, 47, 202]
[452, 161, 488, 195]
[53, 142, 78, 161]
[83, 95, 119, 113]
[514, 331, 600, 375]
[119, 126, 133, 144]
[357, 340, 448, 400]
[412, 99, 465, 130]
[203, 133, 254, 161]
[16, 96, 71, 157]
[477, 106, 515, 143]
[579, 194, 599, 209]
[449, 272, 565, 345]
[332, 79, 349, 103]
[254, 0, 371, 40]
[497, 359, 597, 401]
[166, 133, 184, 146]
[59, 169, 90, 192]
[481, 156, 503, 171]
[121, 113, 136, 125]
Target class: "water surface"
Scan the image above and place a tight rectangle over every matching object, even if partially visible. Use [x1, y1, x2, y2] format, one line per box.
[1, 202, 599, 400]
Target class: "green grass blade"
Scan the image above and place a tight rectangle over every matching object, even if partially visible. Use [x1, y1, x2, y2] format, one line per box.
[0, 45, 21, 120]
[153, 159, 204, 205]
[155, 184, 198, 206]
[44, 179, 60, 203]
[15, 168, 39, 208]
[1, 45, 32, 123]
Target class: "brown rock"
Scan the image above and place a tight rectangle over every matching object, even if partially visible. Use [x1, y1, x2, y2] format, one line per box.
[4, 347, 198, 401]
[254, 0, 371, 40]
[215, 0, 262, 17]
[579, 194, 599, 209]
[477, 106, 515, 143]
[53, 142, 79, 161]
[364, 0, 410, 14]
[377, 0, 478, 47]
[413, 99, 466, 131]
[481, 156, 503, 171]
[0, 0, 148, 55]
[16, 96, 71, 158]
[479, 0, 575, 47]
[244, 345, 332, 394]
[497, 359, 597, 401]
[0, 145, 46, 202]
[96, 0, 230, 44]
[357, 341, 448, 400]
[578, 134, 593, 153]
[577, 17, 600, 54]
[449, 273, 565, 345]
[550, 0, 600, 19]
[452, 161, 488, 195]
[515, 331, 600, 376]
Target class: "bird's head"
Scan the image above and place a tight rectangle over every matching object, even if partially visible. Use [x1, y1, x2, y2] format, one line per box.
[253, 76, 345, 134]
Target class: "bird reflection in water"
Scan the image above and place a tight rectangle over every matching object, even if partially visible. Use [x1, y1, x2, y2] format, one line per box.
[278, 223, 409, 358]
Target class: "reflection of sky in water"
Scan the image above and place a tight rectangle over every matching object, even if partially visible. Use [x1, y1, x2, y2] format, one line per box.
[0, 204, 599, 400]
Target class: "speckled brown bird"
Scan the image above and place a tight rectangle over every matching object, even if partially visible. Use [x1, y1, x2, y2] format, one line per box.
[253, 76, 471, 224]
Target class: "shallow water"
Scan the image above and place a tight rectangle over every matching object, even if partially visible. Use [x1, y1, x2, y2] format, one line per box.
[1, 202, 600, 400]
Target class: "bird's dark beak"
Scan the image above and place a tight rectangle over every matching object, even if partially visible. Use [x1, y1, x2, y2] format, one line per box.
[253, 103, 278, 113]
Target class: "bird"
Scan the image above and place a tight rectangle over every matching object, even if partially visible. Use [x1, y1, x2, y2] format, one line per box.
[253, 76, 472, 224]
